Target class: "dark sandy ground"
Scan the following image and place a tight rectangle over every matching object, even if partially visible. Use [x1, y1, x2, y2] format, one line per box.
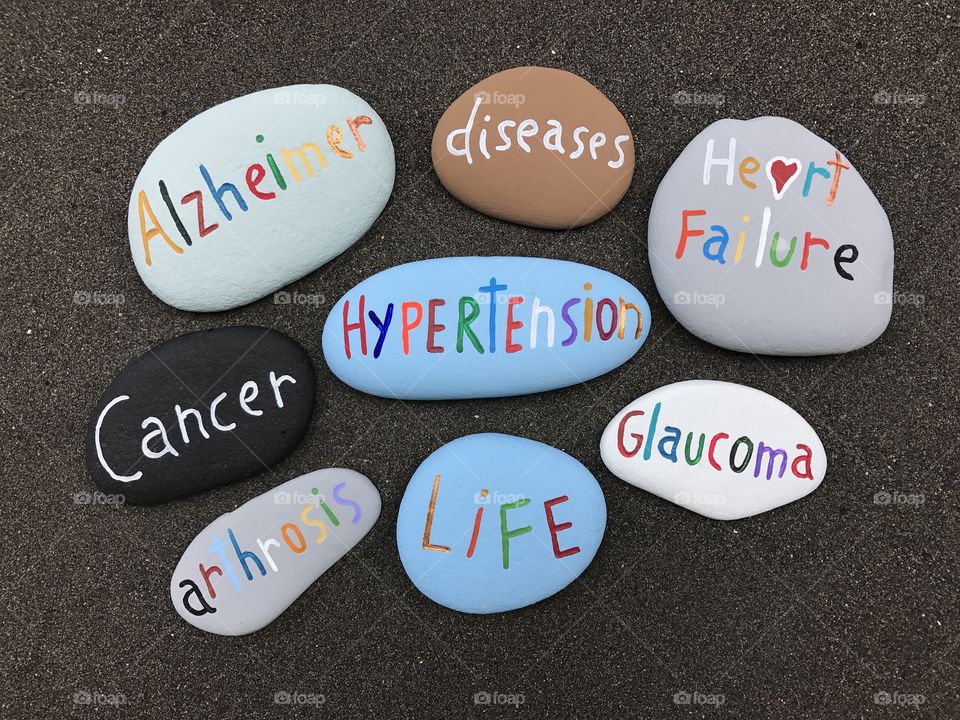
[1, 2, 957, 717]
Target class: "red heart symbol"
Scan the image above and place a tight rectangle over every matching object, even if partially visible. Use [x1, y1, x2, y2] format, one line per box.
[767, 157, 801, 199]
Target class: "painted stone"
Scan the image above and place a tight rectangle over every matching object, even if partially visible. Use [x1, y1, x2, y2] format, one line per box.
[86, 326, 315, 504]
[432, 67, 634, 229]
[129, 84, 395, 312]
[397, 433, 606, 614]
[648, 116, 893, 355]
[600, 380, 826, 520]
[321, 257, 651, 399]
[171, 468, 380, 635]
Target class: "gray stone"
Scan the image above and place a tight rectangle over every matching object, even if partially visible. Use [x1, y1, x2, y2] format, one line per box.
[648, 116, 893, 355]
[170, 468, 380, 635]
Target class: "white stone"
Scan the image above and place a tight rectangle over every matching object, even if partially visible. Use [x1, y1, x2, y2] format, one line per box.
[600, 380, 826, 520]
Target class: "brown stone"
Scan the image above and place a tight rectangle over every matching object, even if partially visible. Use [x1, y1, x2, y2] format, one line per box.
[431, 67, 634, 229]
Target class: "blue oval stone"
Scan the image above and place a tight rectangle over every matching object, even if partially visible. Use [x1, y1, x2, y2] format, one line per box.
[321, 257, 651, 399]
[396, 433, 606, 614]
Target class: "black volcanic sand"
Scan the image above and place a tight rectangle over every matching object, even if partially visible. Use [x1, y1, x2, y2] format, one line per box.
[1, 3, 957, 718]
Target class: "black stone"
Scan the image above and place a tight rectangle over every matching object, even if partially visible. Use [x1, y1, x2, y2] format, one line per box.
[86, 326, 315, 504]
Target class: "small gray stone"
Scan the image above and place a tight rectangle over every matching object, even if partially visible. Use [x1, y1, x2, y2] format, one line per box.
[170, 468, 380, 635]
